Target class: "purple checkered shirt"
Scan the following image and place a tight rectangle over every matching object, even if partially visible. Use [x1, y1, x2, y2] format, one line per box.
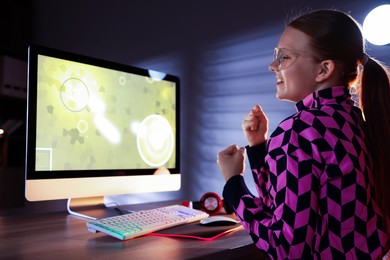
[223, 85, 389, 259]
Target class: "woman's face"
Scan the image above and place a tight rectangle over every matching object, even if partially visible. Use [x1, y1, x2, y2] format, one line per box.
[269, 26, 321, 102]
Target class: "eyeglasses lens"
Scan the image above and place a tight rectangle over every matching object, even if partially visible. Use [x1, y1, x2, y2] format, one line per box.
[273, 48, 298, 70]
[273, 48, 282, 69]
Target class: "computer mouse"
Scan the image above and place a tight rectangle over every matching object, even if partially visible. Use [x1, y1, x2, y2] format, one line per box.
[200, 216, 238, 226]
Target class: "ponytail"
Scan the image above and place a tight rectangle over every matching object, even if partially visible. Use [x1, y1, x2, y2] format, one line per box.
[360, 57, 390, 221]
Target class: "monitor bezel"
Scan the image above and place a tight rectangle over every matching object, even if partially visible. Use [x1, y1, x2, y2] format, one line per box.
[25, 45, 180, 181]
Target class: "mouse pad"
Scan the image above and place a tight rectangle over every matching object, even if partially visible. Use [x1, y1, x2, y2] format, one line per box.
[150, 221, 243, 241]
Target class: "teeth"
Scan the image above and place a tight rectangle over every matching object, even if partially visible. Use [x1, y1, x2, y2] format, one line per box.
[277, 78, 283, 83]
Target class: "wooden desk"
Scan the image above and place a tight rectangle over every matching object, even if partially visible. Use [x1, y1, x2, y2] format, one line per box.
[0, 204, 269, 259]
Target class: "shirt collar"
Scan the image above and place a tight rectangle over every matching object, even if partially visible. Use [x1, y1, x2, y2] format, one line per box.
[296, 86, 351, 111]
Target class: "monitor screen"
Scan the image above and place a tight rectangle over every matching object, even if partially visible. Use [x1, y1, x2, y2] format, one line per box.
[25, 45, 180, 202]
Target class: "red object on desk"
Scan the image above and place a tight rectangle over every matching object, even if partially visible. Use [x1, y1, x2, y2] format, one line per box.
[182, 192, 224, 215]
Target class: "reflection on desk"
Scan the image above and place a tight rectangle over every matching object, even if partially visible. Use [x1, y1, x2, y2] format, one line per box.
[0, 204, 269, 259]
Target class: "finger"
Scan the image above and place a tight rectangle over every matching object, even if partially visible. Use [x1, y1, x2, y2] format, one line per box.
[251, 104, 261, 114]
[237, 146, 246, 157]
[218, 144, 238, 157]
[252, 105, 268, 124]
[226, 144, 239, 155]
[243, 114, 260, 131]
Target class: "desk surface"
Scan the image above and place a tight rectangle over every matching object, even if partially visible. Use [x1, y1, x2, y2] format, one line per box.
[0, 203, 269, 259]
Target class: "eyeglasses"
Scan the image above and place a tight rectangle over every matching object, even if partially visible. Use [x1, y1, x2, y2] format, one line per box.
[273, 47, 303, 71]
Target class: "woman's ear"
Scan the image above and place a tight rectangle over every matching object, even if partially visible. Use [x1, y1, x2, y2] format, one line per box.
[315, 60, 336, 82]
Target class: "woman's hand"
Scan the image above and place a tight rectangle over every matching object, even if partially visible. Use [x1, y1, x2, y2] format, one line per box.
[217, 144, 246, 182]
[242, 105, 268, 146]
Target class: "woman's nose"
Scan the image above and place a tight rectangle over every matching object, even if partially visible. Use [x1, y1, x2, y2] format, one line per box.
[269, 60, 278, 72]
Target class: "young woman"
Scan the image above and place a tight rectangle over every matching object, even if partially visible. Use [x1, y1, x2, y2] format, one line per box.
[217, 9, 389, 259]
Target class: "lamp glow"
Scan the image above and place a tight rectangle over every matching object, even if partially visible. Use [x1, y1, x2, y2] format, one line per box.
[148, 70, 166, 81]
[363, 4, 390, 46]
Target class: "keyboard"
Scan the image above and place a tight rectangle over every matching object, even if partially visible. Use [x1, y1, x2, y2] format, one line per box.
[86, 204, 209, 240]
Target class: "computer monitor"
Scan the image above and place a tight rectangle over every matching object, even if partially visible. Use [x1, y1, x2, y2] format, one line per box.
[25, 45, 180, 215]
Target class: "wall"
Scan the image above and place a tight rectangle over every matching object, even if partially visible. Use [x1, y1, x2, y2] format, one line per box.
[5, 0, 390, 210]
[0, 0, 31, 57]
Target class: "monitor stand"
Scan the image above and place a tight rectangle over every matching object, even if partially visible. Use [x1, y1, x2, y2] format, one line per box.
[67, 196, 123, 220]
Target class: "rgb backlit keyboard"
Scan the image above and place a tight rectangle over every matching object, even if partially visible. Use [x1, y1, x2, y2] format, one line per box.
[86, 204, 209, 240]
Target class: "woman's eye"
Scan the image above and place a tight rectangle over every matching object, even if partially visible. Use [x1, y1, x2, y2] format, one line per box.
[281, 55, 290, 60]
